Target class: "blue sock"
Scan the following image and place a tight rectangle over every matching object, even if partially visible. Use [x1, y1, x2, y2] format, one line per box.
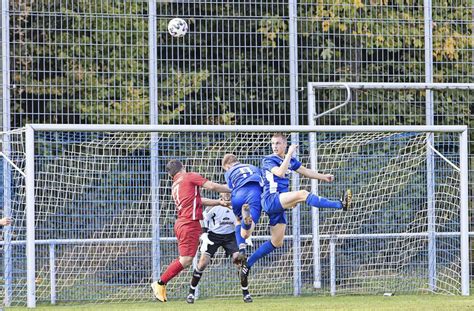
[306, 193, 342, 209]
[235, 225, 246, 247]
[241, 220, 252, 230]
[247, 240, 276, 268]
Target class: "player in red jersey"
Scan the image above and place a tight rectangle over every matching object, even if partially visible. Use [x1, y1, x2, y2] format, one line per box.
[151, 159, 230, 302]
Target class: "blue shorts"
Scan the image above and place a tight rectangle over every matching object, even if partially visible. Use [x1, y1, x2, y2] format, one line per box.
[262, 193, 287, 226]
[231, 182, 262, 225]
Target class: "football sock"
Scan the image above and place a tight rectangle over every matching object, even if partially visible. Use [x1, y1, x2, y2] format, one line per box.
[160, 258, 184, 284]
[235, 225, 246, 246]
[306, 193, 342, 209]
[189, 268, 204, 294]
[247, 240, 276, 268]
[241, 220, 252, 230]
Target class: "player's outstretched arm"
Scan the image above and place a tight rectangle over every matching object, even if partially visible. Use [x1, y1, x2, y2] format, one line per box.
[202, 197, 231, 208]
[202, 181, 231, 193]
[271, 144, 298, 177]
[296, 166, 334, 182]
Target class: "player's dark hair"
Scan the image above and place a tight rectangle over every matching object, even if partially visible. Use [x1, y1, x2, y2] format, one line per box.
[222, 153, 238, 168]
[272, 133, 287, 142]
[166, 159, 183, 177]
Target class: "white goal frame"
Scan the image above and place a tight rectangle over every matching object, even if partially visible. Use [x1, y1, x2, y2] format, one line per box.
[23, 123, 469, 308]
[307, 82, 473, 295]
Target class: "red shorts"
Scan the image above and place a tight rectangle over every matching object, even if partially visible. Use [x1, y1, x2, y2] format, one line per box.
[174, 219, 201, 257]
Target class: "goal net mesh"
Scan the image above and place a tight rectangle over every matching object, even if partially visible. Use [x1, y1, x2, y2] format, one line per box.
[1, 128, 462, 304]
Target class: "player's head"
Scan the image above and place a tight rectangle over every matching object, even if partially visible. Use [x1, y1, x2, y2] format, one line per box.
[222, 153, 239, 171]
[166, 159, 185, 177]
[271, 133, 287, 156]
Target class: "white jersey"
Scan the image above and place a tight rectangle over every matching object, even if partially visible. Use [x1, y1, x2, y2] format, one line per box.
[203, 205, 236, 235]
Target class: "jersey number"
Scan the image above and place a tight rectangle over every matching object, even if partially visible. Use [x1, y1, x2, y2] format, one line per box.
[239, 166, 253, 179]
[171, 184, 181, 210]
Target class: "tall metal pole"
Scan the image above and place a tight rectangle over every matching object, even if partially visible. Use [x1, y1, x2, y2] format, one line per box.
[25, 125, 36, 308]
[307, 84, 321, 289]
[1, 0, 13, 305]
[424, 0, 436, 291]
[289, 0, 301, 296]
[148, 0, 161, 282]
[459, 130, 469, 296]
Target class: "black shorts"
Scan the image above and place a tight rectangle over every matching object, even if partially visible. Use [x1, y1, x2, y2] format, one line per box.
[204, 232, 238, 258]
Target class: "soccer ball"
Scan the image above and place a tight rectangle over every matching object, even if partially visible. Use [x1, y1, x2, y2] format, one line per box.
[168, 18, 188, 38]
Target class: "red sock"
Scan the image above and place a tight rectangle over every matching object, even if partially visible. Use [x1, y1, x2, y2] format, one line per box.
[160, 259, 185, 284]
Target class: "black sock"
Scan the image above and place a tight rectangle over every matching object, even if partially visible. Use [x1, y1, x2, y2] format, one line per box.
[190, 269, 203, 288]
[242, 286, 249, 296]
[241, 273, 248, 288]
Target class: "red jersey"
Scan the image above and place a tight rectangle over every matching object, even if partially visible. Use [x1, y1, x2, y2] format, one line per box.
[171, 172, 208, 221]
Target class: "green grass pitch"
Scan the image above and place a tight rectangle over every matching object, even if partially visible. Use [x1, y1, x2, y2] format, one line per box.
[7, 295, 474, 311]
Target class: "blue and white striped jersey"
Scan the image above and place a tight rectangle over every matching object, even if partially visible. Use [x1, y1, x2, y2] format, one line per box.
[261, 154, 302, 198]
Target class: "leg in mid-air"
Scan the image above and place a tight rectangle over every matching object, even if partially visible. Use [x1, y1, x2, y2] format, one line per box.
[232, 183, 263, 259]
[240, 193, 288, 287]
[240, 222, 285, 289]
[278, 189, 352, 211]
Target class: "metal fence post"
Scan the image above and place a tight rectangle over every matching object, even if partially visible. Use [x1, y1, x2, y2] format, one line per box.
[148, 0, 161, 282]
[1, 0, 12, 305]
[423, 0, 436, 291]
[289, 0, 301, 296]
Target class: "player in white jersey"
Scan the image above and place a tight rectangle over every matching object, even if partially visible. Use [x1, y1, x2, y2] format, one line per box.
[186, 193, 253, 304]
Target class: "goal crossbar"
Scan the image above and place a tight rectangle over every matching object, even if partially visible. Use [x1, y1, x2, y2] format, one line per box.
[27, 124, 468, 133]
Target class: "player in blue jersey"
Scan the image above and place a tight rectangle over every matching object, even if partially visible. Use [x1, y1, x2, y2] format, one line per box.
[240, 133, 352, 282]
[222, 154, 263, 259]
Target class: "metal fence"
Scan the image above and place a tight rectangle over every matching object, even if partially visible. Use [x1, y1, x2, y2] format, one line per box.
[1, 0, 473, 306]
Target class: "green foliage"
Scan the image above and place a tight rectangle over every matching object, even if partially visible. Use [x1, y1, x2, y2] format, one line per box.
[10, 0, 210, 125]
[8, 1, 473, 148]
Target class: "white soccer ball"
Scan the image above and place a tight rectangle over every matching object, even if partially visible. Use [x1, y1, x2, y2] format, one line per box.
[168, 18, 188, 38]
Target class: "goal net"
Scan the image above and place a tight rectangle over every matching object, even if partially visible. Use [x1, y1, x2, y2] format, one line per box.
[1, 125, 468, 306]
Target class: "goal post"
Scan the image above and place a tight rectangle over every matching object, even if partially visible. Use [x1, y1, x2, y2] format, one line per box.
[3, 123, 469, 307]
[307, 82, 473, 295]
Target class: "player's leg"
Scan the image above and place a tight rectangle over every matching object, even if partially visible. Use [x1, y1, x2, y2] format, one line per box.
[238, 182, 262, 252]
[152, 220, 200, 302]
[279, 189, 352, 210]
[240, 183, 263, 240]
[234, 218, 248, 259]
[231, 192, 250, 257]
[187, 254, 211, 304]
[240, 222, 285, 285]
[231, 251, 253, 303]
[241, 195, 286, 284]
[222, 234, 252, 303]
[187, 232, 220, 303]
